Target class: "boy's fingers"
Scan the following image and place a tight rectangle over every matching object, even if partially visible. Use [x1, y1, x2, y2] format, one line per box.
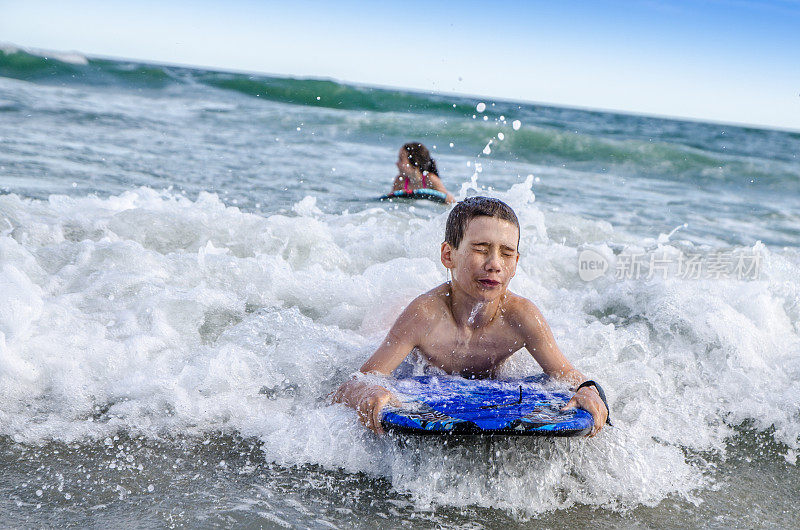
[592, 410, 607, 436]
[365, 401, 377, 432]
[356, 405, 369, 428]
[372, 404, 384, 434]
[357, 400, 375, 429]
[561, 395, 578, 411]
[356, 390, 396, 435]
[562, 394, 605, 437]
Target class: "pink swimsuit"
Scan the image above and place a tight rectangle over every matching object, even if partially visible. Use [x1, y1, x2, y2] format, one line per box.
[402, 173, 429, 193]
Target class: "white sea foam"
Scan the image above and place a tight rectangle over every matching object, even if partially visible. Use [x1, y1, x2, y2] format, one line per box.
[0, 182, 798, 514]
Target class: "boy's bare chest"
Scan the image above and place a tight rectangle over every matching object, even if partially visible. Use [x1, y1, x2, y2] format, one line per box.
[417, 321, 523, 376]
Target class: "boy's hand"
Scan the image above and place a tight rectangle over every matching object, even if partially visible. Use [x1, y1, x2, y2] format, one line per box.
[562, 386, 608, 437]
[332, 381, 400, 435]
[355, 386, 400, 434]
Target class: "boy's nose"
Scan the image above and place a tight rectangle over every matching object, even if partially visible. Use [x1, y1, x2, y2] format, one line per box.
[485, 254, 502, 271]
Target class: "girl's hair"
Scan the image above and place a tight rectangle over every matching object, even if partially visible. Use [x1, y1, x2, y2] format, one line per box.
[402, 142, 438, 176]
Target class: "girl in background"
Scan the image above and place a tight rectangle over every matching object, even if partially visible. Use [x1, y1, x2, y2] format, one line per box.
[391, 142, 455, 204]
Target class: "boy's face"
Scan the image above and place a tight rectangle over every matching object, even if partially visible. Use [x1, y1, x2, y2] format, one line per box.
[441, 216, 520, 301]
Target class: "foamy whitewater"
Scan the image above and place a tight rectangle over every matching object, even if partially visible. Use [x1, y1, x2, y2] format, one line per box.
[1, 46, 799, 527]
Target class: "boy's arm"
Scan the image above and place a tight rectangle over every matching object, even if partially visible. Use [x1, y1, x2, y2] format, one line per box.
[517, 299, 609, 436]
[332, 299, 424, 433]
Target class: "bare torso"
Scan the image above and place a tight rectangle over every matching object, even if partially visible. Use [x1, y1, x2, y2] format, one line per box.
[408, 284, 526, 377]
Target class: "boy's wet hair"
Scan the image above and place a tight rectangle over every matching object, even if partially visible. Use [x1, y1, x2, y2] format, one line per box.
[445, 196, 520, 249]
[402, 142, 439, 176]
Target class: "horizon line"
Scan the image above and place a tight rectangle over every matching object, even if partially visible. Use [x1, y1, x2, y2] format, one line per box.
[4, 42, 800, 135]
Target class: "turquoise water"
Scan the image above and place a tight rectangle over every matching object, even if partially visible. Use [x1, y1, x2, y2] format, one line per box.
[1, 46, 798, 527]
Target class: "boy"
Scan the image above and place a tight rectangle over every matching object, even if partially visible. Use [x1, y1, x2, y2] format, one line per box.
[333, 197, 609, 436]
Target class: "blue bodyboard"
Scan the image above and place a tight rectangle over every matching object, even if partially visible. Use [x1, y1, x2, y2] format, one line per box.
[381, 375, 593, 437]
[377, 189, 448, 203]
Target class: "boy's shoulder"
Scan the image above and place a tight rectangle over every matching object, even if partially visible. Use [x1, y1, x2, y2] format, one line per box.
[406, 283, 451, 315]
[502, 290, 534, 308]
[501, 291, 547, 327]
[503, 291, 541, 323]
[389, 284, 450, 340]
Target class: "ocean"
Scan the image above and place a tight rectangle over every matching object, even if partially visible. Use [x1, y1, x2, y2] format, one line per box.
[1, 45, 798, 528]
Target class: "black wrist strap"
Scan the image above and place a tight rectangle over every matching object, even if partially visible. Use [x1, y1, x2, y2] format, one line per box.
[576, 380, 612, 426]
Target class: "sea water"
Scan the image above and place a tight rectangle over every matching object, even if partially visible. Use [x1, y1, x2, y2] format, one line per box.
[1, 45, 798, 527]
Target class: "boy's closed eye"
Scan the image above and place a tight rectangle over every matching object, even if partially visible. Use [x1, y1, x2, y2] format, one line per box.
[471, 243, 516, 257]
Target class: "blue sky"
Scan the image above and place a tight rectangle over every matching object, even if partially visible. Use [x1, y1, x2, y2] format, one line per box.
[2, 0, 799, 130]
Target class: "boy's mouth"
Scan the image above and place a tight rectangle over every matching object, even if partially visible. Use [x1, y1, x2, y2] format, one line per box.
[477, 279, 501, 287]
